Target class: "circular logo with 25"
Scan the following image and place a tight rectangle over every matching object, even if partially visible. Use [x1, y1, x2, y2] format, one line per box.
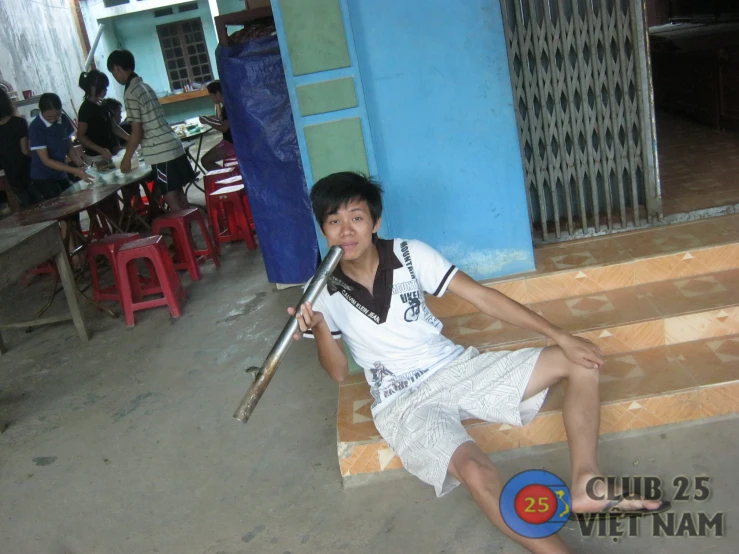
[500, 469, 572, 538]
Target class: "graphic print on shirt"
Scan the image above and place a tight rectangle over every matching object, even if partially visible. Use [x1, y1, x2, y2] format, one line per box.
[399, 241, 441, 326]
[369, 361, 429, 408]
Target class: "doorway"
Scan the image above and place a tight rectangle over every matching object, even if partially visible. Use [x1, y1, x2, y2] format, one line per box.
[648, 0, 739, 216]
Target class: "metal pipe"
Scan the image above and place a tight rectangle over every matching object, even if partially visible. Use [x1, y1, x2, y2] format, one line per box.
[85, 23, 106, 71]
[233, 246, 344, 423]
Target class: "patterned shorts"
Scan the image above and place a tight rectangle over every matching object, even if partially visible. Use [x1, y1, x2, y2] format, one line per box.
[373, 346, 546, 497]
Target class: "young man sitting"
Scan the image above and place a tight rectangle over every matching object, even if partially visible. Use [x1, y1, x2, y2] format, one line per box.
[290, 172, 667, 554]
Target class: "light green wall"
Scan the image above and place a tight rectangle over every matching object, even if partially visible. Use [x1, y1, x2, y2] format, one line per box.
[112, 0, 219, 123]
[216, 0, 246, 14]
[279, 0, 350, 75]
[304, 118, 369, 181]
[296, 77, 357, 116]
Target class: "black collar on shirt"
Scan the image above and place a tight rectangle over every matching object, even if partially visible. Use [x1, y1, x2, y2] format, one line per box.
[327, 238, 403, 324]
[124, 72, 139, 91]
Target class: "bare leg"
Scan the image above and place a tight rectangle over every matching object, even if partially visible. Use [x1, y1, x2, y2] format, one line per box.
[523, 346, 662, 513]
[201, 146, 226, 172]
[449, 442, 571, 554]
[163, 188, 190, 211]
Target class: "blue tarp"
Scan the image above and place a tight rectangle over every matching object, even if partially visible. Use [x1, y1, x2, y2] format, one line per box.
[216, 36, 318, 284]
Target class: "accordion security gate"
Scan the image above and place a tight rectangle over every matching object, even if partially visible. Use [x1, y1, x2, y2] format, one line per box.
[500, 0, 662, 241]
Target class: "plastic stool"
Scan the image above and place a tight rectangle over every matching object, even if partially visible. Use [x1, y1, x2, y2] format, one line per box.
[208, 184, 257, 250]
[214, 175, 256, 232]
[204, 167, 238, 196]
[152, 208, 219, 281]
[116, 235, 185, 327]
[22, 261, 57, 287]
[88, 233, 142, 303]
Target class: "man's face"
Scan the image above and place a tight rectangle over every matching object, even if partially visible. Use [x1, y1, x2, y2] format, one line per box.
[110, 65, 127, 85]
[41, 109, 61, 124]
[321, 200, 381, 261]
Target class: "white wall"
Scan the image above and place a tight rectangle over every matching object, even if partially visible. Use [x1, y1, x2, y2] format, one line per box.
[0, 0, 87, 117]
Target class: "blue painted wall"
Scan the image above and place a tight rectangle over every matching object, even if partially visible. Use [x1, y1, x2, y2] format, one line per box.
[111, 0, 220, 123]
[346, 0, 534, 280]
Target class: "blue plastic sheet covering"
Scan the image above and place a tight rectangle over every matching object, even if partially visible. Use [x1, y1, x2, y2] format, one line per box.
[216, 36, 318, 284]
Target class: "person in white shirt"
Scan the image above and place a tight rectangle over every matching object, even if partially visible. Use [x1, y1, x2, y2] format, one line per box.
[291, 172, 667, 554]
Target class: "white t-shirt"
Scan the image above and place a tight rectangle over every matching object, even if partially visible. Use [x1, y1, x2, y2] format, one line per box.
[306, 238, 464, 414]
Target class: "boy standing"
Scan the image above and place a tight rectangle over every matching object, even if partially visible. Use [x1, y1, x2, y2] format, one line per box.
[291, 172, 666, 554]
[106, 50, 191, 211]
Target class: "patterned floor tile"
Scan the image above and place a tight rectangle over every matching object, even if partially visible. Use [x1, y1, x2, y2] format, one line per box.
[664, 306, 739, 344]
[658, 113, 739, 215]
[638, 269, 739, 317]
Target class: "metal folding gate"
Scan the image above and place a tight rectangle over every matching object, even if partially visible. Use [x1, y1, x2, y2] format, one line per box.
[500, 0, 662, 241]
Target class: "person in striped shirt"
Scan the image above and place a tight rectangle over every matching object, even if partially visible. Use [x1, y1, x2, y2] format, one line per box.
[107, 49, 192, 211]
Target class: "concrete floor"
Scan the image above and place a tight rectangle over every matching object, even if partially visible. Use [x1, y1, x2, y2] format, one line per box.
[1, 142, 737, 553]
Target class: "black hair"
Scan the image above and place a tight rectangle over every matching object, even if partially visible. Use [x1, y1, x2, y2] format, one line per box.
[38, 93, 62, 112]
[79, 69, 110, 100]
[103, 97, 122, 111]
[0, 88, 15, 118]
[107, 49, 135, 72]
[310, 172, 383, 228]
[206, 80, 221, 95]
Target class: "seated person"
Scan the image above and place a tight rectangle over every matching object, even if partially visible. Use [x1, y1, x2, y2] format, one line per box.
[29, 93, 91, 203]
[29, 93, 92, 263]
[290, 172, 667, 554]
[104, 97, 132, 141]
[199, 80, 236, 171]
[77, 70, 129, 163]
[0, 88, 32, 209]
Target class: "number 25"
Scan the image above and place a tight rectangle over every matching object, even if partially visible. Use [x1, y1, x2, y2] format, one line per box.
[525, 496, 550, 512]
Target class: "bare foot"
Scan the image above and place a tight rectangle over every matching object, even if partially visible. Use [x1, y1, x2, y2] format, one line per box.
[571, 473, 663, 514]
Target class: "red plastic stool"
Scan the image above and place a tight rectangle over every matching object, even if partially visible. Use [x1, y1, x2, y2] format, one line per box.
[22, 261, 58, 287]
[214, 175, 256, 232]
[204, 167, 237, 196]
[116, 235, 185, 327]
[152, 208, 219, 281]
[208, 184, 257, 250]
[88, 233, 142, 303]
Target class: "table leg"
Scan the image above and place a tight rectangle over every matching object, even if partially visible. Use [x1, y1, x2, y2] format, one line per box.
[0, 330, 6, 355]
[54, 234, 91, 342]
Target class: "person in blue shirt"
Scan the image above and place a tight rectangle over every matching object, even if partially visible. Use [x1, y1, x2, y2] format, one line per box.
[28, 93, 91, 203]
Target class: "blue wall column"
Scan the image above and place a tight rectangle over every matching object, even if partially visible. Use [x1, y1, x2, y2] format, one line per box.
[347, 0, 534, 280]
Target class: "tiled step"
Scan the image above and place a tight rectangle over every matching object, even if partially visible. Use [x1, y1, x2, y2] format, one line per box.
[338, 335, 739, 486]
[336, 215, 739, 487]
[426, 213, 739, 317]
[443, 268, 739, 355]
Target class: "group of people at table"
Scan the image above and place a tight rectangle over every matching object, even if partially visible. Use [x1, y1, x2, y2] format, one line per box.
[0, 49, 236, 223]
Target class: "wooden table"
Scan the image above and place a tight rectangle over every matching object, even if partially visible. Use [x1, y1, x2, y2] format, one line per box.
[0, 164, 153, 231]
[0, 222, 90, 355]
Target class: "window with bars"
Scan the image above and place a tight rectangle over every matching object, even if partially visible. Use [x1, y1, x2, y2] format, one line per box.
[156, 19, 213, 91]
